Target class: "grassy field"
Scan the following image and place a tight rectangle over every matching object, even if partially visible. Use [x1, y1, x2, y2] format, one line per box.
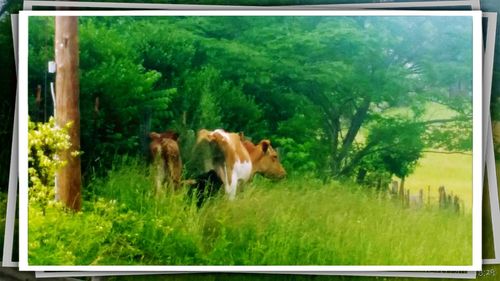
[362, 102, 473, 210]
[402, 152, 473, 210]
[28, 158, 472, 266]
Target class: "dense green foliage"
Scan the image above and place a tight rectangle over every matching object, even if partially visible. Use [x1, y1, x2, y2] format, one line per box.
[0, 0, 22, 192]
[29, 157, 472, 266]
[28, 16, 473, 184]
[28, 118, 77, 213]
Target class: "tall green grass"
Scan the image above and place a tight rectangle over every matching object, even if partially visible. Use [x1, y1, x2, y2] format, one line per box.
[29, 158, 472, 266]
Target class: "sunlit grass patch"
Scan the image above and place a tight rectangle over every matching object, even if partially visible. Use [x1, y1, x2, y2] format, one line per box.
[403, 152, 472, 210]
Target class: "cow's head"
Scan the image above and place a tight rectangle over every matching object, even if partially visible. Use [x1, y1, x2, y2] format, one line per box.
[250, 139, 286, 180]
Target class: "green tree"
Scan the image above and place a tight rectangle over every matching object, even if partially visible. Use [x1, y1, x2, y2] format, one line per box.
[27, 15, 473, 185]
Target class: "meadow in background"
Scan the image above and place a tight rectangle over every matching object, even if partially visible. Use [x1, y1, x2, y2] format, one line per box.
[27, 15, 474, 265]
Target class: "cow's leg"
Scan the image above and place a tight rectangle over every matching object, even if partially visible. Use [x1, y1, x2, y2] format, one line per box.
[223, 170, 237, 200]
[226, 181, 237, 200]
[153, 157, 160, 191]
[167, 157, 182, 191]
[227, 166, 241, 200]
[170, 161, 180, 190]
[218, 164, 236, 200]
[156, 159, 165, 194]
[165, 161, 173, 190]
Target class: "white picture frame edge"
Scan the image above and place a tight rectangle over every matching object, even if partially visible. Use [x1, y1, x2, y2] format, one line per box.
[16, 9, 484, 272]
[482, 11, 500, 265]
[22, 0, 483, 279]
[2, 13, 19, 268]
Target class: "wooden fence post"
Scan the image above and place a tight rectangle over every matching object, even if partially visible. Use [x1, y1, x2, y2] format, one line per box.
[405, 189, 410, 207]
[453, 195, 460, 213]
[438, 186, 446, 209]
[399, 180, 405, 201]
[419, 188, 423, 207]
[427, 186, 430, 206]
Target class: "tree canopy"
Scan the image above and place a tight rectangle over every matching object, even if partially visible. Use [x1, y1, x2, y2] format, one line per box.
[27, 15, 473, 184]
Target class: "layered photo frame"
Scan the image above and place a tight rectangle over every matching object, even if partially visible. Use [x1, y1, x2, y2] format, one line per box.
[17, 8, 483, 272]
[0, 0, 496, 278]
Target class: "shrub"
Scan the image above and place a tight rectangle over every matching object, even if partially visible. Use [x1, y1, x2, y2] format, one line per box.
[28, 117, 77, 213]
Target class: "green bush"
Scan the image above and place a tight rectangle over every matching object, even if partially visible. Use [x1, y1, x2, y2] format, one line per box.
[28, 117, 77, 212]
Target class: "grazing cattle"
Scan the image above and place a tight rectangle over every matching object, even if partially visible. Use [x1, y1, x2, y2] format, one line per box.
[240, 135, 286, 180]
[195, 129, 286, 200]
[149, 131, 182, 192]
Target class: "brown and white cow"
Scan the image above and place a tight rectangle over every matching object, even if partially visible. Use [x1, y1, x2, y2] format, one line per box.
[149, 131, 182, 192]
[195, 129, 286, 199]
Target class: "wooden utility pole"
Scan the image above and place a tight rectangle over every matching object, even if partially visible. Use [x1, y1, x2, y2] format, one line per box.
[55, 16, 81, 211]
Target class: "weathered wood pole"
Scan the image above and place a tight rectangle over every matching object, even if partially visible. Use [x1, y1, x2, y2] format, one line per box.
[55, 16, 81, 211]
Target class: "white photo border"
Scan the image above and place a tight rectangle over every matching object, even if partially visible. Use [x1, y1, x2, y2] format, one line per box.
[35, 271, 477, 279]
[17, 1, 482, 278]
[2, 14, 19, 268]
[483, 12, 500, 265]
[17, 9, 483, 272]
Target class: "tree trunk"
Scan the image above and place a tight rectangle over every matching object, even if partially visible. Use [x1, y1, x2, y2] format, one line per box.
[334, 96, 371, 176]
[356, 168, 366, 184]
[55, 16, 81, 211]
[337, 141, 374, 177]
